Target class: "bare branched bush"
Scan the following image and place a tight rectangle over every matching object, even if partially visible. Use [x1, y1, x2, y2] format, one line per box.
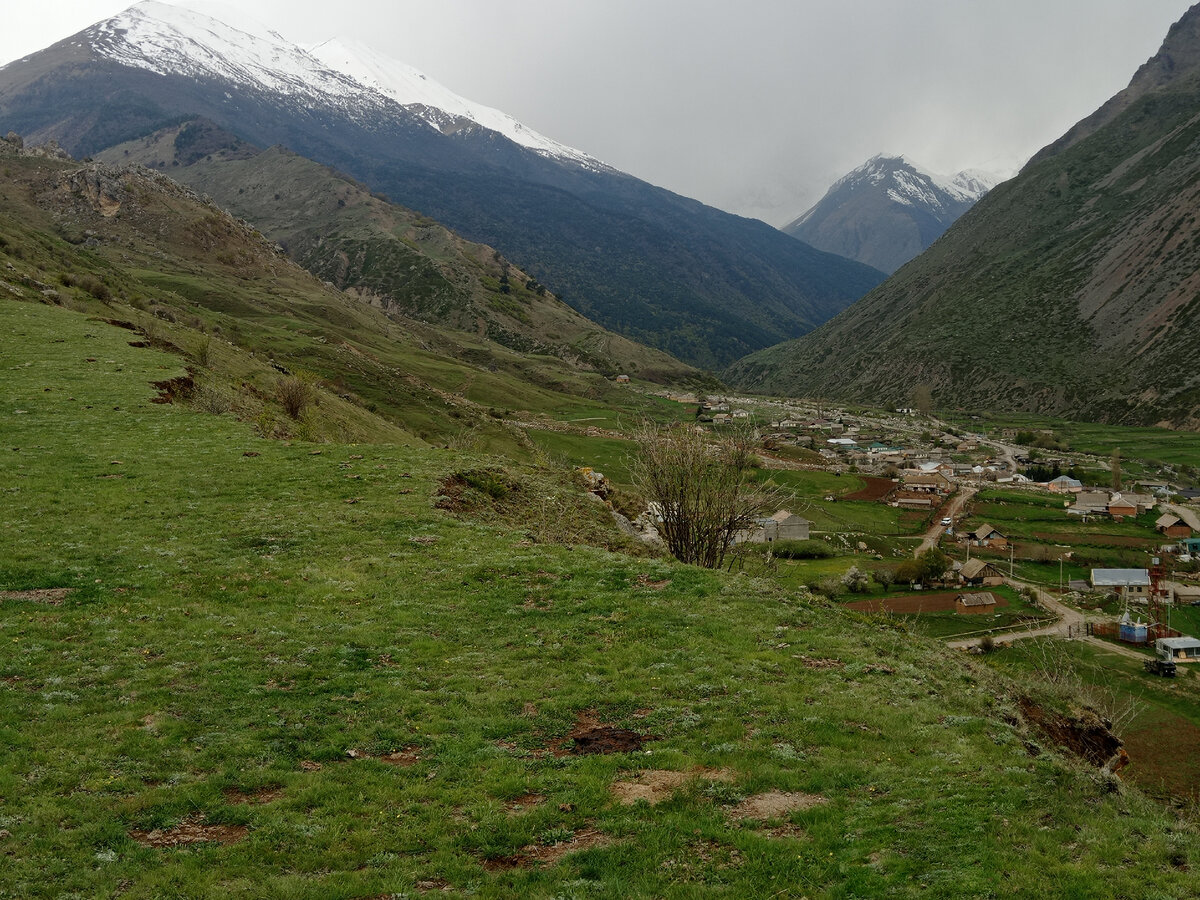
[631, 424, 783, 569]
[277, 375, 314, 420]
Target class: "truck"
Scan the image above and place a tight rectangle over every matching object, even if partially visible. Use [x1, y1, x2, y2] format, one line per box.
[1143, 652, 1177, 677]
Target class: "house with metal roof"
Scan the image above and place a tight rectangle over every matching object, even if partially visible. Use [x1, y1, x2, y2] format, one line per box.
[1155, 636, 1200, 662]
[1090, 568, 1151, 599]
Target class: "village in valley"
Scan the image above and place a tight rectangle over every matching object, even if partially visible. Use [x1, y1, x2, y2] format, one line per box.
[597, 389, 1200, 676]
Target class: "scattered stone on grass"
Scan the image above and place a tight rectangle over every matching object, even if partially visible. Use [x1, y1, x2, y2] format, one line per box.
[0, 588, 73, 606]
[223, 786, 284, 805]
[128, 818, 248, 848]
[299, 760, 322, 772]
[611, 767, 735, 806]
[728, 791, 828, 822]
[409, 535, 439, 545]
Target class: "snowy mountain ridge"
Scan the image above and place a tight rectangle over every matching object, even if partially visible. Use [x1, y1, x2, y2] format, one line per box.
[85, 1, 600, 166]
[784, 154, 1007, 274]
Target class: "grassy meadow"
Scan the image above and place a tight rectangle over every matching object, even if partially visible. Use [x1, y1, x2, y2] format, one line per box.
[2, 297, 1199, 897]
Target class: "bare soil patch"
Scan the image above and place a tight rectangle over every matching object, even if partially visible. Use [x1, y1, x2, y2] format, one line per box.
[481, 828, 611, 871]
[346, 747, 421, 766]
[0, 588, 73, 606]
[843, 476, 895, 502]
[129, 818, 248, 848]
[150, 372, 195, 404]
[1018, 696, 1125, 770]
[550, 710, 656, 756]
[223, 786, 283, 805]
[844, 591, 1007, 614]
[610, 767, 735, 806]
[728, 791, 828, 822]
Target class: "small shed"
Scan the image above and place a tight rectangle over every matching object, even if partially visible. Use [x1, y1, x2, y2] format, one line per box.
[766, 510, 810, 542]
[1108, 497, 1137, 519]
[955, 592, 997, 615]
[614, 374, 630, 384]
[1155, 636, 1200, 662]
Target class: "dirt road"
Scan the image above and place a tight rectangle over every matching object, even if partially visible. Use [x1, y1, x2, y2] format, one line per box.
[915, 486, 976, 555]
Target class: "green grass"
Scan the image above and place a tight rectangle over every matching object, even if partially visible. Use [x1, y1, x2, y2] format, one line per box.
[750, 469, 925, 536]
[2, 297, 1198, 898]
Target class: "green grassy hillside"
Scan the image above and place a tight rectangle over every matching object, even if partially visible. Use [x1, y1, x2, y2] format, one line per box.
[2, 286, 1197, 898]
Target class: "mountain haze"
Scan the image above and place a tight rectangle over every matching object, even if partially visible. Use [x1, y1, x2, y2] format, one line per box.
[783, 156, 1001, 274]
[728, 3, 1200, 428]
[0, 1, 885, 369]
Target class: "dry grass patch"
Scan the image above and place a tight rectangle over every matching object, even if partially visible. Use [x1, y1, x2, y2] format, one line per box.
[0, 588, 73, 606]
[728, 790, 828, 822]
[611, 767, 736, 806]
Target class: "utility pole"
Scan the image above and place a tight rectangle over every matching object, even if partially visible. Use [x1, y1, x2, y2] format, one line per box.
[1009, 544, 1014, 578]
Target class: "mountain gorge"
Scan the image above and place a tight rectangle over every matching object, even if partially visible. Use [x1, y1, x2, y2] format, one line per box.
[0, 1, 884, 369]
[729, 4, 1200, 428]
[783, 155, 1001, 274]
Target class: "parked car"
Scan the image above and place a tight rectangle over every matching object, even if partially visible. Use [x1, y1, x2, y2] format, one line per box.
[940, 517, 952, 526]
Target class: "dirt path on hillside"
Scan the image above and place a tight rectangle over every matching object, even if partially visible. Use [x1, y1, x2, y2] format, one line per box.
[915, 487, 976, 555]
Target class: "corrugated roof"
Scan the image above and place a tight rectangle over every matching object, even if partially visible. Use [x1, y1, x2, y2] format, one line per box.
[1090, 568, 1150, 587]
[957, 592, 996, 607]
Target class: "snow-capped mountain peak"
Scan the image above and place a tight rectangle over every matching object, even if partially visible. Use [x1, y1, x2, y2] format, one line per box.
[86, 1, 598, 166]
[308, 37, 600, 167]
[784, 154, 1007, 274]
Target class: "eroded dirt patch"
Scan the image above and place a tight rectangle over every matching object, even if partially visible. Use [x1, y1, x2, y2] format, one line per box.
[346, 747, 422, 766]
[150, 372, 195, 404]
[129, 818, 247, 848]
[728, 791, 828, 822]
[223, 786, 283, 805]
[481, 828, 611, 871]
[0, 588, 73, 606]
[611, 767, 735, 806]
[1018, 696, 1126, 770]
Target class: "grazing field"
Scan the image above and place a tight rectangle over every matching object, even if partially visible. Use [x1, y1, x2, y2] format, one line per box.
[2, 298, 1197, 898]
[751, 469, 925, 536]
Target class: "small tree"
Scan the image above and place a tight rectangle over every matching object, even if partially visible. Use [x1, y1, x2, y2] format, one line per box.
[631, 424, 781, 569]
[872, 566, 896, 590]
[842, 565, 870, 593]
[1111, 447, 1122, 491]
[277, 375, 313, 420]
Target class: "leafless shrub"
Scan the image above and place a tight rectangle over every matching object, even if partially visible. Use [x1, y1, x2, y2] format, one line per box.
[277, 375, 313, 420]
[630, 424, 783, 569]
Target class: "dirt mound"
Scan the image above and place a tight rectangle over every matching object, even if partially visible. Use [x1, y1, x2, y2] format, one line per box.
[1018, 697, 1126, 770]
[549, 710, 657, 756]
[223, 786, 283, 805]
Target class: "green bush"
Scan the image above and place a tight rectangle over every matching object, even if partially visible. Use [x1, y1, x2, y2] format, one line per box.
[769, 539, 835, 560]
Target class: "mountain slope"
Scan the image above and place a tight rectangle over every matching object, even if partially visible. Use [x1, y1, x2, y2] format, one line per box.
[0, 135, 694, 450]
[0, 1, 885, 369]
[727, 4, 1200, 428]
[783, 155, 1000, 274]
[98, 119, 696, 382]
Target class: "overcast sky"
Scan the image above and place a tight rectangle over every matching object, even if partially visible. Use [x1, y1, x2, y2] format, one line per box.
[2, 1, 1195, 225]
